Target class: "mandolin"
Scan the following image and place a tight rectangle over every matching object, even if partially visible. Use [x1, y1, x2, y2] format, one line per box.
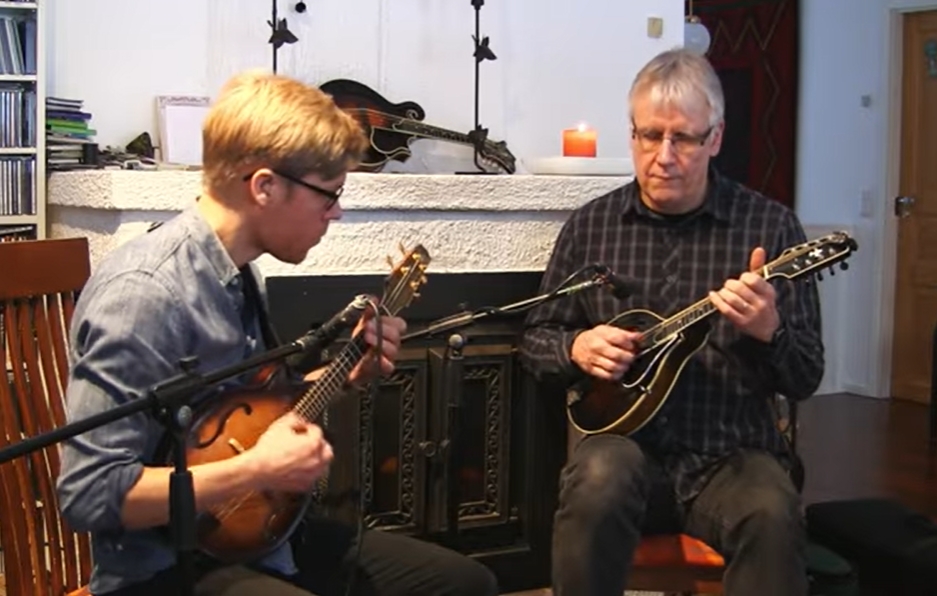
[320, 78, 516, 175]
[176, 243, 431, 564]
[566, 231, 858, 437]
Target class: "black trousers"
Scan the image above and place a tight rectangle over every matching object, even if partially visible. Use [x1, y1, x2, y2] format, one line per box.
[101, 517, 499, 596]
[551, 434, 807, 596]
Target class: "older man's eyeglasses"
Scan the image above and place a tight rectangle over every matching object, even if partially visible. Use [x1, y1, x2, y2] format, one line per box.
[242, 170, 343, 209]
[631, 121, 713, 156]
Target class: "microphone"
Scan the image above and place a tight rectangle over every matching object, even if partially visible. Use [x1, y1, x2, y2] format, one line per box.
[591, 264, 636, 300]
[287, 294, 370, 369]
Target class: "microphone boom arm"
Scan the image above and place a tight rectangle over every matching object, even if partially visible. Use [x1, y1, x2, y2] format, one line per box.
[401, 269, 616, 343]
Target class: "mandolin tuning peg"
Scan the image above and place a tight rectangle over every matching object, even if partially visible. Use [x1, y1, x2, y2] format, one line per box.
[840, 261, 849, 271]
[829, 267, 836, 276]
[420, 275, 428, 284]
[816, 271, 823, 281]
[398, 241, 408, 255]
[386, 255, 395, 269]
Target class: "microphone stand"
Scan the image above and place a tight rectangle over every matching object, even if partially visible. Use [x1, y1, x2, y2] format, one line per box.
[0, 328, 336, 596]
[401, 271, 613, 344]
[401, 267, 614, 546]
[440, 333, 465, 545]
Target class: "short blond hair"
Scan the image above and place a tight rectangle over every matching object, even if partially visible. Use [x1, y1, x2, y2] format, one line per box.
[201, 70, 368, 190]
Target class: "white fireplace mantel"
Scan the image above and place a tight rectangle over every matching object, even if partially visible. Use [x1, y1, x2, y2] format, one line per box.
[48, 170, 633, 277]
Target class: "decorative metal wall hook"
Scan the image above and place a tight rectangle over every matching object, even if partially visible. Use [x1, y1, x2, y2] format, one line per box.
[457, 0, 499, 175]
[267, 0, 299, 74]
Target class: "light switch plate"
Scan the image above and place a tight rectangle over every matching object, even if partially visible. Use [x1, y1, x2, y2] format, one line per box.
[647, 17, 663, 39]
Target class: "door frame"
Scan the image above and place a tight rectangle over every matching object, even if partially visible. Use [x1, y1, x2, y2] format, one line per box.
[879, 2, 937, 398]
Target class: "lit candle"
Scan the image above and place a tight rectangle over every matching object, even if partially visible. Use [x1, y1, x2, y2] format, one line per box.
[562, 123, 597, 157]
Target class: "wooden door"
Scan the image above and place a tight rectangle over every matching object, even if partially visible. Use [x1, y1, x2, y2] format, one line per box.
[891, 10, 937, 403]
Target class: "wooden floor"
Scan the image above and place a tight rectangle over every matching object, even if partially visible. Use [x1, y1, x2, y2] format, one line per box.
[797, 393, 937, 518]
[0, 394, 933, 596]
[505, 393, 937, 596]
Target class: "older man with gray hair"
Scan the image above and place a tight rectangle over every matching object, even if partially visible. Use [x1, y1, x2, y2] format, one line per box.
[521, 48, 823, 596]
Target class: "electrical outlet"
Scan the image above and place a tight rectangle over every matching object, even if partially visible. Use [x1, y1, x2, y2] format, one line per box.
[647, 17, 663, 39]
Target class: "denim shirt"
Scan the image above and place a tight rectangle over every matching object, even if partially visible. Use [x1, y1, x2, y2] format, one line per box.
[55, 205, 297, 594]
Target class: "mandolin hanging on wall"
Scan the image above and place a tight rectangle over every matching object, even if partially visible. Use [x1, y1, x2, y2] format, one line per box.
[320, 78, 516, 174]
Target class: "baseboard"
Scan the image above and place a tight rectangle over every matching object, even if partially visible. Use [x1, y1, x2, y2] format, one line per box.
[841, 382, 885, 398]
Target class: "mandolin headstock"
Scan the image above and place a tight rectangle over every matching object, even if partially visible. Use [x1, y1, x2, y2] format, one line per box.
[764, 231, 858, 282]
[381, 242, 431, 315]
[480, 139, 517, 174]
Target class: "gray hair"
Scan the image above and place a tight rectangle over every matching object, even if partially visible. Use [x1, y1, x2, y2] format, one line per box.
[628, 48, 725, 127]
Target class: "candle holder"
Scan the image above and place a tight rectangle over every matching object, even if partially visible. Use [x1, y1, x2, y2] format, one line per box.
[267, 0, 299, 74]
[456, 0, 499, 175]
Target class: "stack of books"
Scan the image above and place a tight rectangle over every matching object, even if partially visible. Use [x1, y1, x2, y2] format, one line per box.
[46, 96, 98, 171]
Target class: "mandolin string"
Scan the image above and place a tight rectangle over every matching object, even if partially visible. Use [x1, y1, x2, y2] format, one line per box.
[299, 341, 365, 418]
[302, 262, 415, 416]
[640, 241, 830, 347]
[638, 256, 786, 349]
[210, 256, 425, 521]
[302, 253, 420, 418]
[343, 107, 477, 144]
[292, 257, 421, 421]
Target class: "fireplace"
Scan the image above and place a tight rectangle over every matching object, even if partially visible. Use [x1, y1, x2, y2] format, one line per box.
[266, 271, 569, 592]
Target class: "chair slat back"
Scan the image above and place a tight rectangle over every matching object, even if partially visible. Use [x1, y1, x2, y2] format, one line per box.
[0, 237, 92, 595]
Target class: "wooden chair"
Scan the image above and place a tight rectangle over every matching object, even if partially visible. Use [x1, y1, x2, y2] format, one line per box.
[629, 533, 725, 594]
[0, 237, 92, 595]
[629, 523, 781, 594]
[624, 395, 802, 595]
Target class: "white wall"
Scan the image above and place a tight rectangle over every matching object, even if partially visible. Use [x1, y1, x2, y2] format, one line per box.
[796, 0, 937, 397]
[47, 0, 210, 151]
[45, 0, 684, 169]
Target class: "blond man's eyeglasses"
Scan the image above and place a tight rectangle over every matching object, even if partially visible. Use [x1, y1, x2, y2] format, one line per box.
[631, 121, 713, 156]
[242, 170, 343, 210]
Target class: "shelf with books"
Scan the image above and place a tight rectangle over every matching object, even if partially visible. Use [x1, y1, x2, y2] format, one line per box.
[0, 0, 41, 237]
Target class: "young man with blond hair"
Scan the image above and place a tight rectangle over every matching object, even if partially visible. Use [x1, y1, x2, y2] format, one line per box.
[56, 70, 498, 596]
[521, 49, 823, 596]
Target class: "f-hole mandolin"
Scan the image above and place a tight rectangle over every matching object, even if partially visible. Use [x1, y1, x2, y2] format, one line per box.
[320, 78, 516, 175]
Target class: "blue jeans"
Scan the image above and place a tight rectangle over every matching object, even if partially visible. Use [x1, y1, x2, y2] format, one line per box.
[551, 434, 807, 596]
